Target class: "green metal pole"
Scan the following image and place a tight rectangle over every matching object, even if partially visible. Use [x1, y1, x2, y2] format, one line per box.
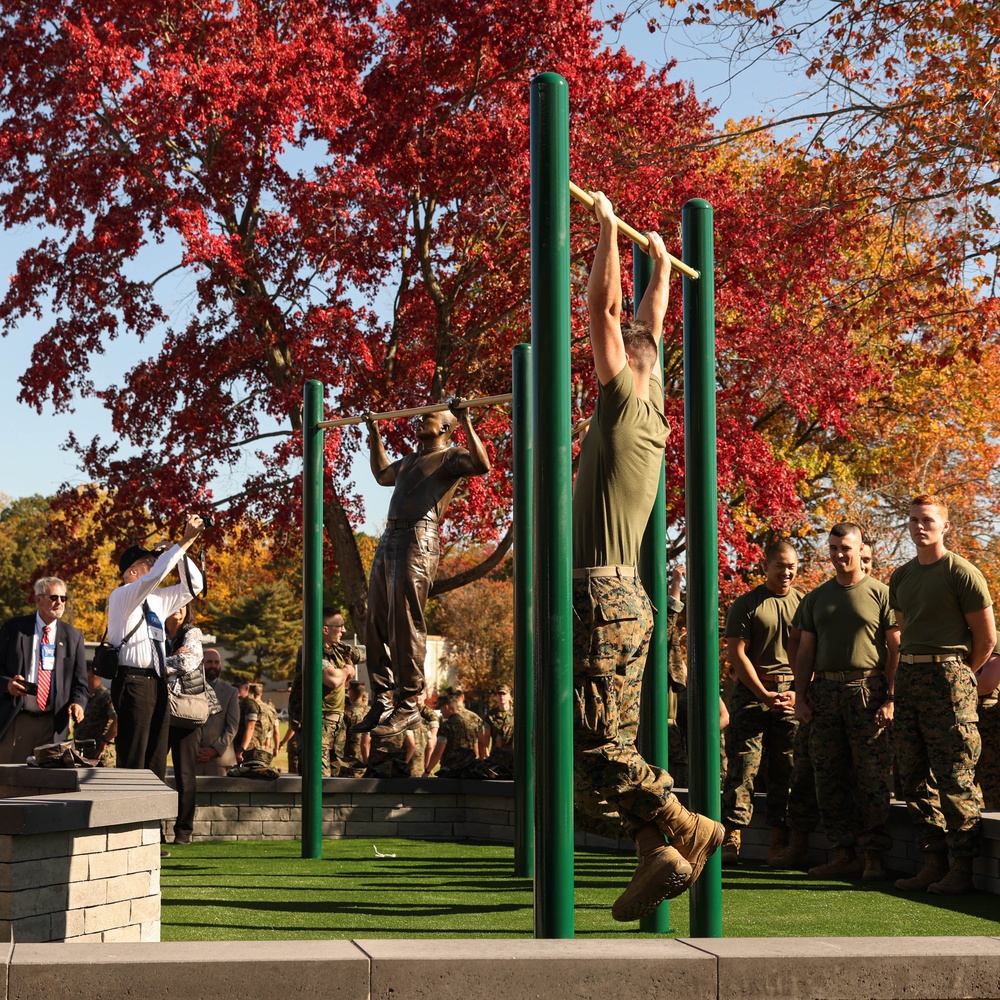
[301, 379, 324, 859]
[635, 249, 672, 934]
[530, 71, 574, 939]
[682, 200, 722, 936]
[513, 342, 535, 878]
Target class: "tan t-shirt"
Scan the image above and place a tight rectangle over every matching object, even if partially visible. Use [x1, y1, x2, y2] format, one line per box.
[725, 584, 802, 675]
[889, 551, 992, 655]
[572, 366, 669, 568]
[793, 575, 894, 673]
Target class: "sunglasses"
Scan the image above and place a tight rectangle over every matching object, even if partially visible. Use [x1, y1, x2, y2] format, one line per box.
[44, 595, 68, 603]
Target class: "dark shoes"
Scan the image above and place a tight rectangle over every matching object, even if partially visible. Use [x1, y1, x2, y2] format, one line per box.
[372, 706, 420, 738]
[174, 834, 192, 846]
[349, 700, 393, 734]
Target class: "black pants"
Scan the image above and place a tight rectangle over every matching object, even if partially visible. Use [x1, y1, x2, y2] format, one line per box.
[168, 724, 200, 839]
[112, 672, 170, 779]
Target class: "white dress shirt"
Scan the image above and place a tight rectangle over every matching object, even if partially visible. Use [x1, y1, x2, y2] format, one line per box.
[108, 545, 204, 677]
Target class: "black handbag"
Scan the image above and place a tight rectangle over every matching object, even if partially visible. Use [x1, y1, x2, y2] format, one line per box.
[92, 607, 147, 680]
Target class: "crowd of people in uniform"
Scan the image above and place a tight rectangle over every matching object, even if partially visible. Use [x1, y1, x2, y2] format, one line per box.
[281, 609, 515, 782]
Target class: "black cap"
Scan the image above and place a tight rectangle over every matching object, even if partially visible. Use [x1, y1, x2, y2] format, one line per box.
[118, 545, 157, 575]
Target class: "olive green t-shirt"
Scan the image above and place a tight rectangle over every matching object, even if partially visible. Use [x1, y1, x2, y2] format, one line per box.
[888, 551, 992, 655]
[725, 584, 802, 675]
[792, 575, 894, 673]
[321, 642, 360, 715]
[572, 366, 670, 568]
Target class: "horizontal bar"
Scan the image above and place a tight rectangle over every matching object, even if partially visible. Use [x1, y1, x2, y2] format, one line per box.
[318, 393, 513, 430]
[569, 182, 700, 280]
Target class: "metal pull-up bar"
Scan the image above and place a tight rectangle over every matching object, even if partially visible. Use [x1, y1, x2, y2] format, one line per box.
[318, 393, 513, 430]
[569, 181, 701, 281]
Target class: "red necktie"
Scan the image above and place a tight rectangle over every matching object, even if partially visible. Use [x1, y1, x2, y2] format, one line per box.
[37, 625, 51, 711]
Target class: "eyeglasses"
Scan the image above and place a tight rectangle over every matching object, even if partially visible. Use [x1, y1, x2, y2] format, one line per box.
[44, 595, 68, 603]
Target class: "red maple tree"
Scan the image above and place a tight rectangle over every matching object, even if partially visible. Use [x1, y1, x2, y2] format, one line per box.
[0, 0, 957, 621]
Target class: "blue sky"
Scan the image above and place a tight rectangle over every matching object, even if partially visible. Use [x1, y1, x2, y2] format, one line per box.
[0, 8, 805, 530]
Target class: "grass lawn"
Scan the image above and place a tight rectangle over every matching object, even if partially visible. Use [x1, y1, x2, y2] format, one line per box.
[160, 840, 1000, 940]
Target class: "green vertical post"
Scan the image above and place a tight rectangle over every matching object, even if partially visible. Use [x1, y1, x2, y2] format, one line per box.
[513, 342, 535, 878]
[682, 200, 722, 936]
[301, 379, 325, 859]
[530, 72, 574, 939]
[635, 249, 672, 934]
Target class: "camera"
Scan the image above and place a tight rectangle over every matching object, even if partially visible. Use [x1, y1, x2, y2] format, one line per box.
[201, 515, 214, 529]
[21, 681, 37, 696]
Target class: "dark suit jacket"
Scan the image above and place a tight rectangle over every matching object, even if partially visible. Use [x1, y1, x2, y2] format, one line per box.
[0, 614, 89, 742]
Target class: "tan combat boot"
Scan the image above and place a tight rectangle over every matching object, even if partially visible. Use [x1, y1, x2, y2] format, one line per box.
[862, 850, 886, 881]
[659, 799, 726, 889]
[772, 829, 810, 869]
[612, 824, 693, 922]
[808, 847, 863, 879]
[894, 851, 948, 891]
[767, 825, 790, 865]
[720, 822, 741, 865]
[927, 857, 974, 895]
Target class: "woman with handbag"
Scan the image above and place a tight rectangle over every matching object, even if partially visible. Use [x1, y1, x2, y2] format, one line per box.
[165, 602, 211, 845]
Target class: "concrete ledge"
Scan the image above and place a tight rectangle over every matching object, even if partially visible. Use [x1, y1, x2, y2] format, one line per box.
[4, 938, 1000, 1000]
[358, 938, 716, 1000]
[0, 767, 176, 835]
[686, 935, 1000, 999]
[7, 940, 370, 1000]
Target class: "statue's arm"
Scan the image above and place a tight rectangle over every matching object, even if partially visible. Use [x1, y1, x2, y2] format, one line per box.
[367, 416, 397, 485]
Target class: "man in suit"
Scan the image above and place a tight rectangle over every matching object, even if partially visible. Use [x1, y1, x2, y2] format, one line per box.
[0, 577, 88, 763]
[195, 647, 239, 775]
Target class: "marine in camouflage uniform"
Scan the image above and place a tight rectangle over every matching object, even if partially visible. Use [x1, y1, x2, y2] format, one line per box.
[721, 541, 803, 863]
[889, 494, 994, 895]
[792, 523, 898, 879]
[242, 690, 276, 757]
[287, 610, 360, 777]
[666, 593, 689, 788]
[570, 195, 722, 923]
[73, 674, 117, 767]
[426, 690, 481, 778]
[475, 686, 514, 780]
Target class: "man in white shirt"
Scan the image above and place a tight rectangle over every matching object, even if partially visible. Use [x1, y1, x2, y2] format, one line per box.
[109, 515, 204, 779]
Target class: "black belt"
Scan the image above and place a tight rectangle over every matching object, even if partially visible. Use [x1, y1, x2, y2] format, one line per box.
[125, 667, 159, 677]
[22, 709, 52, 717]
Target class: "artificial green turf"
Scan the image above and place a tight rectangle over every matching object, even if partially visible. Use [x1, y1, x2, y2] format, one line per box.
[160, 840, 1000, 941]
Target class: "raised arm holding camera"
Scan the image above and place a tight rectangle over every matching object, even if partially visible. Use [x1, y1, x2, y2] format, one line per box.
[108, 514, 205, 780]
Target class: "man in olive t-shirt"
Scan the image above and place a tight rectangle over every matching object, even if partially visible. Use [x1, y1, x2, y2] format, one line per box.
[793, 523, 898, 881]
[570, 191, 722, 924]
[888, 494, 995, 895]
[721, 540, 801, 863]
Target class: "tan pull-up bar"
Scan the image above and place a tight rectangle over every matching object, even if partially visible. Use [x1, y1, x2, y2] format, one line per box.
[569, 182, 700, 280]
[318, 393, 513, 429]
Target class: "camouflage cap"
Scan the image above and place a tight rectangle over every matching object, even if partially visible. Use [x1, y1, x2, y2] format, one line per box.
[494, 684, 512, 695]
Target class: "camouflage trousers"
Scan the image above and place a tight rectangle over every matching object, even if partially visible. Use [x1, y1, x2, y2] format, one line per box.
[786, 720, 819, 834]
[809, 676, 892, 852]
[321, 713, 343, 778]
[572, 575, 676, 842]
[895, 658, 981, 856]
[975, 696, 999, 811]
[667, 722, 689, 788]
[722, 679, 796, 828]
[438, 747, 480, 779]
